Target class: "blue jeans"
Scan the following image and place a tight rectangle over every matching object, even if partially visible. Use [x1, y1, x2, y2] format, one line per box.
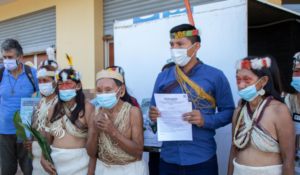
[159, 155, 218, 175]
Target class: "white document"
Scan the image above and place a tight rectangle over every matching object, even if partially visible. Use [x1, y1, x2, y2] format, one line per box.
[155, 93, 193, 141]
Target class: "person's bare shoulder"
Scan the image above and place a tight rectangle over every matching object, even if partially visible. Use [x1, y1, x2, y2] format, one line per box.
[268, 100, 291, 121]
[130, 106, 143, 123]
[85, 100, 95, 111]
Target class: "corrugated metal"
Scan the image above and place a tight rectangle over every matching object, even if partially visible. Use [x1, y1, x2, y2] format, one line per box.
[104, 0, 224, 36]
[0, 7, 56, 57]
[282, 4, 300, 14]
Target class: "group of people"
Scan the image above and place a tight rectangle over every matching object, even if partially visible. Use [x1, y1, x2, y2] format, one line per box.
[0, 23, 298, 175]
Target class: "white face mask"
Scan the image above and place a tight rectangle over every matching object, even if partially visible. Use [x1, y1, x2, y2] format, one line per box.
[4, 57, 19, 71]
[39, 81, 56, 96]
[170, 43, 196, 67]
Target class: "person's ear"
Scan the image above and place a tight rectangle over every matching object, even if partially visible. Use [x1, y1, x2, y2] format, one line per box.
[18, 55, 23, 62]
[194, 42, 200, 52]
[261, 76, 269, 88]
[52, 81, 57, 88]
[76, 83, 82, 91]
[120, 84, 126, 98]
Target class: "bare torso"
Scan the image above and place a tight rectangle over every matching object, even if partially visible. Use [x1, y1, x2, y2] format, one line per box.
[48, 101, 93, 149]
[98, 103, 139, 165]
[235, 100, 282, 166]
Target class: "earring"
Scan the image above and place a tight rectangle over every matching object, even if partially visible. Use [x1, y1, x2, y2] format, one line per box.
[260, 89, 265, 96]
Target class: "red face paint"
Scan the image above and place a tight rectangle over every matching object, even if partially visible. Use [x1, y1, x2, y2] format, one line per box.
[293, 69, 300, 77]
[236, 76, 254, 84]
[58, 80, 77, 90]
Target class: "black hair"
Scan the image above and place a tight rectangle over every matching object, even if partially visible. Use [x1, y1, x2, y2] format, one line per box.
[1, 39, 23, 57]
[239, 56, 283, 106]
[162, 62, 176, 71]
[105, 66, 136, 106]
[113, 79, 134, 105]
[170, 24, 201, 44]
[50, 68, 85, 124]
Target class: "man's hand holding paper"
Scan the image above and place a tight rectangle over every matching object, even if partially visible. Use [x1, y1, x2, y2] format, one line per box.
[153, 94, 193, 141]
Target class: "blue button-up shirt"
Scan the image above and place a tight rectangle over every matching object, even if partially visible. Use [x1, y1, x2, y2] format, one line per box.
[0, 62, 39, 134]
[150, 63, 235, 165]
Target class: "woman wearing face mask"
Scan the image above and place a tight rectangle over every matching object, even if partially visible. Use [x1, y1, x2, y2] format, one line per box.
[285, 52, 300, 175]
[40, 54, 95, 175]
[285, 52, 300, 116]
[23, 48, 59, 175]
[86, 68, 146, 175]
[227, 56, 295, 175]
[106, 66, 140, 108]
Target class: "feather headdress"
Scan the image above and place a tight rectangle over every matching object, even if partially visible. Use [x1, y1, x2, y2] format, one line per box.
[293, 52, 300, 69]
[235, 57, 271, 70]
[37, 47, 60, 79]
[55, 53, 82, 82]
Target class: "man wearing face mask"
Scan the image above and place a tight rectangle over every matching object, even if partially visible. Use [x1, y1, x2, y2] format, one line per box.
[149, 24, 235, 175]
[86, 68, 147, 175]
[0, 39, 39, 175]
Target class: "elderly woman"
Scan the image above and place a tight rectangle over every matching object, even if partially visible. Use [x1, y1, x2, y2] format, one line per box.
[86, 67, 146, 175]
[23, 48, 59, 175]
[285, 52, 300, 175]
[40, 54, 95, 175]
[228, 56, 295, 175]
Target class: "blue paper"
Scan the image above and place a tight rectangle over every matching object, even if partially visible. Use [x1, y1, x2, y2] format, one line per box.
[20, 98, 40, 137]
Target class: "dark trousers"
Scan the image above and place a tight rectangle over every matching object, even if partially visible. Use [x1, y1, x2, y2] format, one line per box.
[0, 134, 32, 175]
[149, 152, 160, 175]
[159, 155, 218, 175]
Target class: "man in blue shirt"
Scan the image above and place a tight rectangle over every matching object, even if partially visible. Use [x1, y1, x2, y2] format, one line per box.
[149, 24, 235, 175]
[0, 39, 39, 175]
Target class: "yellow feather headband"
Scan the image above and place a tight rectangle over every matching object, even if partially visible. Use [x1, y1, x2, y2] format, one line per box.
[66, 54, 73, 68]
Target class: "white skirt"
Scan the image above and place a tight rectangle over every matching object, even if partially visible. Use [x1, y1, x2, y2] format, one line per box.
[233, 158, 282, 175]
[50, 146, 90, 175]
[95, 159, 147, 175]
[32, 141, 48, 175]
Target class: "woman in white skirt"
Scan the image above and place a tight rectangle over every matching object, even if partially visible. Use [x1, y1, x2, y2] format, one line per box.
[40, 54, 95, 175]
[23, 48, 59, 175]
[228, 56, 295, 175]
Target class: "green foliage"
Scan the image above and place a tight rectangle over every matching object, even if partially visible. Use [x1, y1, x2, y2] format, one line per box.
[19, 122, 54, 164]
[13, 111, 31, 158]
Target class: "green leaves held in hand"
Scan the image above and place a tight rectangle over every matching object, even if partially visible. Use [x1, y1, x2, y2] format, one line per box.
[19, 122, 54, 165]
[13, 111, 31, 158]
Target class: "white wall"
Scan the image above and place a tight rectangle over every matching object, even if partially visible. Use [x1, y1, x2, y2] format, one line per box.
[114, 0, 247, 174]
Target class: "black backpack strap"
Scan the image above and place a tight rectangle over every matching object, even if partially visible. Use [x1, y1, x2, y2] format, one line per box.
[24, 65, 36, 92]
[0, 67, 5, 83]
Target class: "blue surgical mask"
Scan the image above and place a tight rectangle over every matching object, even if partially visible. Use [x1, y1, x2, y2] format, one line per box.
[97, 87, 121, 109]
[291, 77, 300, 92]
[59, 87, 78, 101]
[237, 78, 263, 102]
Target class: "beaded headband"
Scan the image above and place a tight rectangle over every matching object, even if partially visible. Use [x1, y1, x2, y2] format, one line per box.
[96, 70, 124, 83]
[235, 57, 271, 70]
[170, 29, 199, 39]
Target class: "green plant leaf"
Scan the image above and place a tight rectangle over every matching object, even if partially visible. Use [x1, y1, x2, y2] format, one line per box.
[19, 122, 54, 165]
[13, 111, 28, 141]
